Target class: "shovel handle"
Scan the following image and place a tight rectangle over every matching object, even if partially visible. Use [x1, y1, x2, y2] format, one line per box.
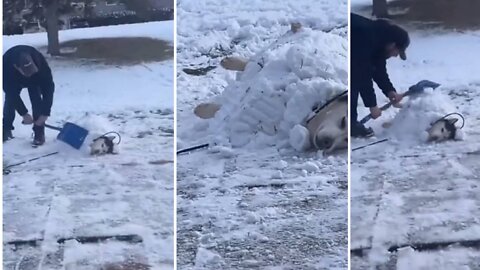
[359, 91, 412, 124]
[359, 80, 440, 125]
[360, 101, 394, 124]
[44, 124, 62, 131]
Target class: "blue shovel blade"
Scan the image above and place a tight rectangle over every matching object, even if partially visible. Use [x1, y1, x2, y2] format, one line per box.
[409, 80, 441, 93]
[56, 122, 89, 149]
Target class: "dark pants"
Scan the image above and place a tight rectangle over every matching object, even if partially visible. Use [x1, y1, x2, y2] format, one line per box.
[3, 87, 43, 131]
[350, 87, 359, 125]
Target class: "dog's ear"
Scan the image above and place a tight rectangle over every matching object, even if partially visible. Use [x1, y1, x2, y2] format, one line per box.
[447, 118, 459, 126]
[106, 136, 116, 141]
[340, 116, 346, 129]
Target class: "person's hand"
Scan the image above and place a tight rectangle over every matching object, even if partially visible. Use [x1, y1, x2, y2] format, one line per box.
[388, 91, 403, 108]
[369, 106, 382, 119]
[21, 113, 34, 125]
[34, 115, 48, 126]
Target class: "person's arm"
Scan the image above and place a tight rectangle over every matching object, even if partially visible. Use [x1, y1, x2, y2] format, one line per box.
[40, 81, 54, 116]
[5, 88, 29, 116]
[34, 50, 55, 116]
[372, 58, 396, 96]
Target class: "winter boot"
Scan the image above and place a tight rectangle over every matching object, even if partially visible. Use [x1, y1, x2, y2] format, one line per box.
[3, 129, 14, 142]
[351, 121, 374, 138]
[32, 125, 45, 146]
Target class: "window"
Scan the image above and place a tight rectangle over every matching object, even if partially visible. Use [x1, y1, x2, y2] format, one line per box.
[105, 0, 118, 6]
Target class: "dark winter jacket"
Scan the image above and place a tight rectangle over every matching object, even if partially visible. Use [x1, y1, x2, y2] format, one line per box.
[351, 13, 398, 108]
[3, 45, 55, 116]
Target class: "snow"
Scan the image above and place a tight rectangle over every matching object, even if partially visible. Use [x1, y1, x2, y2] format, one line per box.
[380, 89, 465, 144]
[203, 29, 347, 149]
[177, 0, 347, 269]
[350, 12, 480, 270]
[3, 22, 174, 269]
[396, 247, 480, 270]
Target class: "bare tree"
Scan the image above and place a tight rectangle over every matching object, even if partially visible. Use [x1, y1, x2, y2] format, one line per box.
[43, 0, 61, 55]
[372, 0, 389, 18]
[3, 0, 73, 55]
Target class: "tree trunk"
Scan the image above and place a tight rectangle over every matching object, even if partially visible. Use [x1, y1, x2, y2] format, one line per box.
[372, 0, 389, 18]
[44, 0, 60, 55]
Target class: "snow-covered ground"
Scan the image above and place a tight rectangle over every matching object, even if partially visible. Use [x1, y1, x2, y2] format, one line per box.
[177, 0, 348, 269]
[3, 21, 174, 269]
[351, 3, 480, 269]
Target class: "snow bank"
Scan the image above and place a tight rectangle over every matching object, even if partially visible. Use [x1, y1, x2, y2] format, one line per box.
[177, 0, 347, 65]
[386, 89, 464, 143]
[205, 28, 347, 149]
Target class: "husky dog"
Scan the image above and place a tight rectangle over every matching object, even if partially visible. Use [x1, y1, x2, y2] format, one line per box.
[306, 93, 348, 155]
[90, 135, 119, 155]
[426, 118, 459, 142]
[290, 93, 348, 154]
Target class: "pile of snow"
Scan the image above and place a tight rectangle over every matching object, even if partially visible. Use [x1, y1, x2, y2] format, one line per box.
[71, 114, 121, 155]
[204, 28, 347, 149]
[386, 89, 465, 143]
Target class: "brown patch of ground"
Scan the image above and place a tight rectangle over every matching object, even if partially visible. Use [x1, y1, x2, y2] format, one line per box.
[54, 37, 173, 65]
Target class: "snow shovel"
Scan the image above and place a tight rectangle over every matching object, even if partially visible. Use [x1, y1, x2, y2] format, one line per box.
[44, 122, 89, 149]
[360, 80, 441, 124]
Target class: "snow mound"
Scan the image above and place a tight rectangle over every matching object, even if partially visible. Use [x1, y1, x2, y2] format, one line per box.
[208, 28, 347, 148]
[387, 89, 465, 142]
[57, 114, 121, 156]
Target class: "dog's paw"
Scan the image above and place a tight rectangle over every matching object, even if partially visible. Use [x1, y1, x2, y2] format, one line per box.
[291, 22, 302, 33]
[194, 103, 221, 119]
[220, 56, 248, 71]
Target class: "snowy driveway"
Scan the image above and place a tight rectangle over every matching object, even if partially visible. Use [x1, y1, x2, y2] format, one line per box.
[177, 148, 347, 269]
[351, 87, 480, 269]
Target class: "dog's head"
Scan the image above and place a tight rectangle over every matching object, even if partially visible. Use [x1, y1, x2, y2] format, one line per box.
[313, 115, 348, 155]
[427, 118, 458, 142]
[307, 93, 348, 155]
[90, 136, 116, 155]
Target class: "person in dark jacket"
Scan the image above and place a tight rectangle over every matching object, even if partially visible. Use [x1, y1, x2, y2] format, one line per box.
[350, 13, 409, 137]
[3, 45, 55, 145]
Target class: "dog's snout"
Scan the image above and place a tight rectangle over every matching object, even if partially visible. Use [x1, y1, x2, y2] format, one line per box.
[316, 136, 333, 149]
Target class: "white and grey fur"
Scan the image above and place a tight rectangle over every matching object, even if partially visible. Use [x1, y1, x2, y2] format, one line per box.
[306, 92, 348, 155]
[426, 118, 459, 142]
[90, 136, 119, 155]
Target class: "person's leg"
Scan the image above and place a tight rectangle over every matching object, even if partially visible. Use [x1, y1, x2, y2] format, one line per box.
[3, 95, 16, 131]
[3, 95, 16, 141]
[28, 87, 45, 145]
[351, 88, 374, 138]
[350, 88, 359, 125]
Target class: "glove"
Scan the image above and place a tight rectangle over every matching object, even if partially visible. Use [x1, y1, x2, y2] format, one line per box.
[22, 113, 34, 125]
[387, 91, 403, 108]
